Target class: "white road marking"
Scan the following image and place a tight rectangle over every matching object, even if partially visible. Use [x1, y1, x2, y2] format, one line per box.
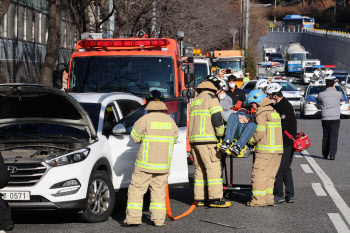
[294, 153, 303, 158]
[300, 164, 314, 173]
[311, 183, 327, 196]
[328, 213, 350, 233]
[302, 150, 350, 226]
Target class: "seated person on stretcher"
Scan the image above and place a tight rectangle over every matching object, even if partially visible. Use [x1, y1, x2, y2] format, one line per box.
[216, 79, 257, 157]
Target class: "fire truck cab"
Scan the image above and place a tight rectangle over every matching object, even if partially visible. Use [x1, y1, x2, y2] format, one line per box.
[209, 50, 245, 87]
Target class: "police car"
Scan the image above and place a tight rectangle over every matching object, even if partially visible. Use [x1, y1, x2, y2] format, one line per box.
[300, 80, 350, 118]
[270, 80, 303, 110]
[240, 79, 302, 110]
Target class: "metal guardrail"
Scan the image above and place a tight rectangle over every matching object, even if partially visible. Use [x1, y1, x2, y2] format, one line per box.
[305, 28, 350, 40]
[269, 27, 307, 33]
[268, 27, 350, 40]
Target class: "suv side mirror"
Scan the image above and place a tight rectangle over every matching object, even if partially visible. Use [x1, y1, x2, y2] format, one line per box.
[53, 69, 63, 89]
[112, 124, 126, 135]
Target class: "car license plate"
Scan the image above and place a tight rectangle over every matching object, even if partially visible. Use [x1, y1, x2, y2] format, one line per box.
[0, 191, 30, 201]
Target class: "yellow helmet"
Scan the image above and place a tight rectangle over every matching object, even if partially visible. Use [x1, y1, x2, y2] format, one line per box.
[145, 101, 168, 111]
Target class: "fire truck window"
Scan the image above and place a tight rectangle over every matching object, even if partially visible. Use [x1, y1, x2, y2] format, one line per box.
[116, 100, 142, 118]
[70, 56, 175, 97]
[194, 63, 208, 86]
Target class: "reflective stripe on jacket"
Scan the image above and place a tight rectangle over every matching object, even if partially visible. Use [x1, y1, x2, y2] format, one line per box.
[249, 97, 283, 154]
[189, 91, 225, 144]
[131, 112, 179, 173]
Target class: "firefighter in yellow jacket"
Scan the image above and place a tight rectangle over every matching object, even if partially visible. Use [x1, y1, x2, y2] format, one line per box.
[124, 99, 178, 226]
[246, 90, 283, 207]
[189, 75, 231, 208]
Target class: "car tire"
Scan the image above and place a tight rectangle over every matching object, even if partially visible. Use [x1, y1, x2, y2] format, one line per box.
[80, 171, 115, 223]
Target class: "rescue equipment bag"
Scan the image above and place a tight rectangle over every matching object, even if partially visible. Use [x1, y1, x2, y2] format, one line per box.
[284, 130, 311, 152]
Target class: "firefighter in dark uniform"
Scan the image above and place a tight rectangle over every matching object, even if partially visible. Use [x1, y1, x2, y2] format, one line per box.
[266, 83, 297, 204]
[0, 153, 14, 232]
[226, 75, 246, 107]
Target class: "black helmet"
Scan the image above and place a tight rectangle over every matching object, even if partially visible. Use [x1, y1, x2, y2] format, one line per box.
[146, 90, 165, 104]
[204, 75, 221, 89]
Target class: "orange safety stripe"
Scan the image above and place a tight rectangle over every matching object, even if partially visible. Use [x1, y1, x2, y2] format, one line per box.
[166, 183, 197, 220]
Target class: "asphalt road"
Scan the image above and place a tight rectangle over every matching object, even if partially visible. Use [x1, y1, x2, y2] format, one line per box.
[9, 76, 350, 233]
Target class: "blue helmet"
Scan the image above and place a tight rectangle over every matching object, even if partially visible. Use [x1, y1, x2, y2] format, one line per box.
[247, 89, 267, 104]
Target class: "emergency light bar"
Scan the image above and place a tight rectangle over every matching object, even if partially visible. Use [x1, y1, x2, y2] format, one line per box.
[78, 39, 170, 48]
[259, 62, 281, 66]
[312, 65, 336, 68]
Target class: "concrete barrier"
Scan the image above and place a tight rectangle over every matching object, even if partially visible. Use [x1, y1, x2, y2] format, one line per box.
[259, 32, 350, 71]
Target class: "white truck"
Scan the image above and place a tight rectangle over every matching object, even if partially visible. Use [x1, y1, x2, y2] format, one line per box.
[301, 59, 320, 83]
[285, 43, 309, 75]
[263, 47, 277, 62]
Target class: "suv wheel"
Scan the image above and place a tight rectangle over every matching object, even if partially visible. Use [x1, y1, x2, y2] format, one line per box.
[80, 171, 115, 223]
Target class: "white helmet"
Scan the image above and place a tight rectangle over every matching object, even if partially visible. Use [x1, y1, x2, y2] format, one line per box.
[218, 78, 229, 91]
[266, 83, 283, 95]
[255, 79, 270, 91]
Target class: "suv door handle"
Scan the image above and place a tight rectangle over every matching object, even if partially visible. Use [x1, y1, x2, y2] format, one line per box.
[175, 140, 183, 144]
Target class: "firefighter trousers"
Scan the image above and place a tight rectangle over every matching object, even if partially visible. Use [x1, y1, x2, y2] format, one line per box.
[125, 169, 169, 224]
[191, 144, 223, 201]
[251, 152, 282, 206]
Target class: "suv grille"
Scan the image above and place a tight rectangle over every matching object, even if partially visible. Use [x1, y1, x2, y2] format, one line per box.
[6, 163, 48, 187]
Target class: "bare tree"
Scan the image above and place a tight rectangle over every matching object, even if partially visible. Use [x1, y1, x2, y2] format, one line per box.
[113, 0, 154, 37]
[0, 0, 10, 21]
[40, 0, 62, 86]
[68, 0, 91, 35]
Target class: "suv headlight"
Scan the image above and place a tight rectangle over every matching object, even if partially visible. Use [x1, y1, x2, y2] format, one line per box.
[46, 148, 90, 167]
[342, 100, 349, 104]
[306, 101, 316, 104]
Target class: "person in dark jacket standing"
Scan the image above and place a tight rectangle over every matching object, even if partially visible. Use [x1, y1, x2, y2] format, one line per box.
[0, 153, 14, 233]
[266, 83, 297, 204]
[226, 75, 246, 107]
[316, 77, 343, 160]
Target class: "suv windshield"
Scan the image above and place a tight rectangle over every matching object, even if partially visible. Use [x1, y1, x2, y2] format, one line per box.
[69, 56, 175, 97]
[308, 86, 344, 95]
[194, 63, 208, 86]
[80, 103, 101, 131]
[275, 82, 297, 91]
[217, 61, 241, 71]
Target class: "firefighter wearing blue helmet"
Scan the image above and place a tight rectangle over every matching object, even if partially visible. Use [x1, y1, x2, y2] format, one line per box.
[246, 89, 283, 207]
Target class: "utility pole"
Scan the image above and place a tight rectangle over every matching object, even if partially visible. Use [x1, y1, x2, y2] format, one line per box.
[245, 0, 250, 49]
[151, 1, 157, 37]
[241, 0, 244, 48]
[108, 0, 115, 38]
[334, 0, 337, 26]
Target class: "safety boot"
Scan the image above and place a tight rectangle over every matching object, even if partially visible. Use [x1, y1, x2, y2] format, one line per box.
[230, 145, 241, 157]
[123, 219, 142, 226]
[247, 201, 268, 207]
[153, 221, 165, 227]
[209, 198, 231, 208]
[196, 200, 209, 207]
[220, 140, 232, 151]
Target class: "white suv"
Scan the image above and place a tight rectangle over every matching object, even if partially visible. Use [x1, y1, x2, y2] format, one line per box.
[0, 84, 188, 222]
